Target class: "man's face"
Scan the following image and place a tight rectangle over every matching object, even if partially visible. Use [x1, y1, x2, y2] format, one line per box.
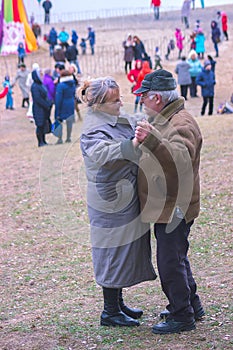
[140, 91, 161, 118]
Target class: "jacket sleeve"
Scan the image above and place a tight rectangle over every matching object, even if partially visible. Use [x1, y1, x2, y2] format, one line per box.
[140, 118, 201, 175]
[196, 72, 205, 87]
[0, 86, 8, 98]
[81, 131, 123, 167]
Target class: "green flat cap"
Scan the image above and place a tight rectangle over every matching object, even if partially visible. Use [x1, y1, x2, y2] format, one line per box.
[134, 69, 177, 94]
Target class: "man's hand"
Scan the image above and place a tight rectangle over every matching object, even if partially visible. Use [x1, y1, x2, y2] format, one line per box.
[135, 120, 153, 143]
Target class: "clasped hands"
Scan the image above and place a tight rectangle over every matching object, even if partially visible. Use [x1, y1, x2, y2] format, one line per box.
[132, 120, 153, 147]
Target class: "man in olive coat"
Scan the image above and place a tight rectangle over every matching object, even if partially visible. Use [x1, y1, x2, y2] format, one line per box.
[134, 69, 205, 334]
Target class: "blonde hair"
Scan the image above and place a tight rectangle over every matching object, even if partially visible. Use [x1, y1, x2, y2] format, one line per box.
[188, 49, 197, 59]
[77, 76, 119, 107]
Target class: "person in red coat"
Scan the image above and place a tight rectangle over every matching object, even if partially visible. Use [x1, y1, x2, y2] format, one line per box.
[127, 60, 143, 112]
[0, 86, 8, 99]
[151, 0, 161, 20]
[217, 11, 229, 41]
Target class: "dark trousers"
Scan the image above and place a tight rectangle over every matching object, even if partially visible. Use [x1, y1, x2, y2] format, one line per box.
[44, 12, 50, 24]
[180, 85, 189, 100]
[223, 30, 228, 40]
[153, 6, 160, 20]
[124, 61, 132, 74]
[154, 218, 200, 322]
[165, 47, 170, 60]
[214, 42, 219, 57]
[201, 96, 214, 115]
[182, 16, 189, 29]
[36, 125, 46, 147]
[190, 77, 197, 97]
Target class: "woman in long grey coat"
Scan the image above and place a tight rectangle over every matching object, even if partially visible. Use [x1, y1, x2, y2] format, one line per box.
[79, 77, 156, 327]
[13, 63, 30, 107]
[175, 56, 191, 100]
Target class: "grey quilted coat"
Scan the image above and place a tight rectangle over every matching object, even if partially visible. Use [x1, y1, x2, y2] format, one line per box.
[80, 109, 157, 288]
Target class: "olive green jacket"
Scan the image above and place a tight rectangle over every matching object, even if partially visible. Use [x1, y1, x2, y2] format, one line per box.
[138, 97, 202, 223]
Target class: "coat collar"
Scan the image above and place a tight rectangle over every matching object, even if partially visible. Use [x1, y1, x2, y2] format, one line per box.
[59, 75, 75, 83]
[150, 97, 185, 126]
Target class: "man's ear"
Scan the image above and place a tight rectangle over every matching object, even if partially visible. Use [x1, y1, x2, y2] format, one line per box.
[155, 94, 162, 104]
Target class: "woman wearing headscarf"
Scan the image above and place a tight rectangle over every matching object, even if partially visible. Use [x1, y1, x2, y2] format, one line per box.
[31, 69, 52, 147]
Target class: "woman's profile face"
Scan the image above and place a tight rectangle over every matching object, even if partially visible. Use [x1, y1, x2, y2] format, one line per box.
[99, 88, 123, 116]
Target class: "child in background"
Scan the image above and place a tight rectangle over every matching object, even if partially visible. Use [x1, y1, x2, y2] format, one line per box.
[17, 42, 26, 66]
[175, 28, 185, 59]
[154, 46, 163, 69]
[165, 38, 175, 60]
[80, 38, 87, 55]
[3, 75, 14, 110]
[127, 60, 143, 113]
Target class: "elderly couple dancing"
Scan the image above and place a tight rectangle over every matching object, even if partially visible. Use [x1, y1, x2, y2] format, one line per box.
[79, 69, 205, 335]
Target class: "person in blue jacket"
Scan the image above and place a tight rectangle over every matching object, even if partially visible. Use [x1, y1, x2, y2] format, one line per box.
[195, 28, 206, 59]
[48, 27, 57, 56]
[196, 60, 216, 116]
[86, 26, 96, 55]
[71, 30, 78, 46]
[54, 70, 76, 144]
[42, 0, 52, 24]
[3, 75, 14, 110]
[31, 69, 52, 146]
[17, 42, 26, 66]
[211, 20, 221, 57]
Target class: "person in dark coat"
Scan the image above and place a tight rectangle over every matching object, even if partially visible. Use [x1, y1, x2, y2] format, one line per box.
[53, 45, 66, 64]
[133, 35, 146, 61]
[86, 26, 95, 55]
[175, 56, 191, 100]
[65, 44, 81, 74]
[42, 0, 52, 24]
[79, 76, 157, 327]
[196, 60, 216, 115]
[71, 29, 78, 46]
[181, 0, 191, 29]
[211, 20, 221, 57]
[122, 34, 134, 74]
[48, 27, 57, 56]
[54, 70, 76, 144]
[31, 69, 52, 147]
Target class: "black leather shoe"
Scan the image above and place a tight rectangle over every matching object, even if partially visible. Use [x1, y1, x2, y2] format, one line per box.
[100, 310, 140, 327]
[152, 319, 196, 334]
[160, 306, 205, 321]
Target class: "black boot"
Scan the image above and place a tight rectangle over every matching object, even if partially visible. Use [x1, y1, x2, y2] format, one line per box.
[119, 289, 143, 319]
[100, 287, 140, 327]
[36, 127, 46, 147]
[65, 118, 73, 143]
[22, 98, 26, 107]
